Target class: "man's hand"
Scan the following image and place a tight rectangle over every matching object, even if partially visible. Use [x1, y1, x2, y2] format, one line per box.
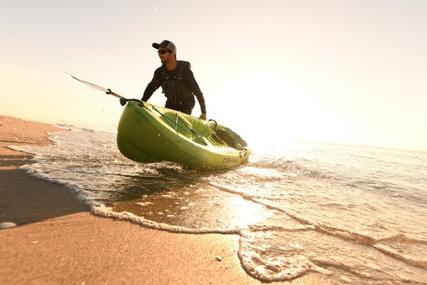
[199, 113, 207, 120]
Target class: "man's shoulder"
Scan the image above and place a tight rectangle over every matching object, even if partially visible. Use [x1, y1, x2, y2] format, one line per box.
[154, 66, 164, 73]
[178, 60, 191, 69]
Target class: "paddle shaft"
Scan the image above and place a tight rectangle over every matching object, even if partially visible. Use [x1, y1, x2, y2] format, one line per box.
[67, 73, 142, 105]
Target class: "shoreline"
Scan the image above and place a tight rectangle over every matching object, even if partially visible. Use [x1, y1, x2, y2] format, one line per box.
[0, 115, 333, 284]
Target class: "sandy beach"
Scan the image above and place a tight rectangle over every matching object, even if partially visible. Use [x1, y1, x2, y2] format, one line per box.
[0, 115, 333, 284]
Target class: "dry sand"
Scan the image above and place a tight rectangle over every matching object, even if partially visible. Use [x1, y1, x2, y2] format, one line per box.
[0, 115, 334, 284]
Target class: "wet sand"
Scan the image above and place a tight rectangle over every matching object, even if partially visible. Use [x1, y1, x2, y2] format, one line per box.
[0, 115, 333, 284]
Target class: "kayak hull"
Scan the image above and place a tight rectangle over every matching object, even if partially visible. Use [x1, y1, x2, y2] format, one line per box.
[117, 101, 250, 170]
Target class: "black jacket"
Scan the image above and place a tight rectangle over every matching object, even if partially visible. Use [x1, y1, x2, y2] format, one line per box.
[142, 61, 206, 114]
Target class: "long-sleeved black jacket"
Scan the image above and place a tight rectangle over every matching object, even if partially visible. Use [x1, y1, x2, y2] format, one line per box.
[142, 61, 206, 114]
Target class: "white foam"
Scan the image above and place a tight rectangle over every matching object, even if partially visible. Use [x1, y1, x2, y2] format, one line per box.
[136, 202, 154, 207]
[92, 204, 240, 234]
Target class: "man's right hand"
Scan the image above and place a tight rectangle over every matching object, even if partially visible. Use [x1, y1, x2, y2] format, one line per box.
[199, 113, 207, 120]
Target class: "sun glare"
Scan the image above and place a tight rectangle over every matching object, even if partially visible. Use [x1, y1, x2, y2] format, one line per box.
[210, 71, 312, 149]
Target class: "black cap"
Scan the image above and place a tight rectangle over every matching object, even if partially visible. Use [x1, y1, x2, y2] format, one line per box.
[152, 40, 176, 53]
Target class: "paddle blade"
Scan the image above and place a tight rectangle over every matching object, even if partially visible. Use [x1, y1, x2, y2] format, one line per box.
[66, 72, 108, 92]
[67, 72, 127, 101]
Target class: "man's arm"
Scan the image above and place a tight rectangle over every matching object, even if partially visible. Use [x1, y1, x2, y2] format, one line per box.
[142, 69, 162, 102]
[185, 68, 207, 117]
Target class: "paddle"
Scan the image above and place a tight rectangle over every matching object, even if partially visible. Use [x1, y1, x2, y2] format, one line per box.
[67, 73, 142, 106]
[67, 73, 207, 140]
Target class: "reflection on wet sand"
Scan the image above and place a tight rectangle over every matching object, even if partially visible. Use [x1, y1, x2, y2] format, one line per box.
[110, 164, 270, 229]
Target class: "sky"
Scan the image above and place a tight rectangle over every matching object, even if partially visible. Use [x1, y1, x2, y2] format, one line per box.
[1, 0, 426, 151]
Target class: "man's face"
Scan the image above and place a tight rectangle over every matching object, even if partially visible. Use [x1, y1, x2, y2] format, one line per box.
[158, 48, 172, 63]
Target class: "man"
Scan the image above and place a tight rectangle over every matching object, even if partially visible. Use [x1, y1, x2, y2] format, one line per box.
[141, 40, 207, 120]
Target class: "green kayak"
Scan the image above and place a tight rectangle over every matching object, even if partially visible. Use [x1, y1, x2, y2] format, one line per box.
[117, 101, 250, 170]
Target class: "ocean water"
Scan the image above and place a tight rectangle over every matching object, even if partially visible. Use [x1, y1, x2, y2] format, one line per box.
[12, 127, 427, 284]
